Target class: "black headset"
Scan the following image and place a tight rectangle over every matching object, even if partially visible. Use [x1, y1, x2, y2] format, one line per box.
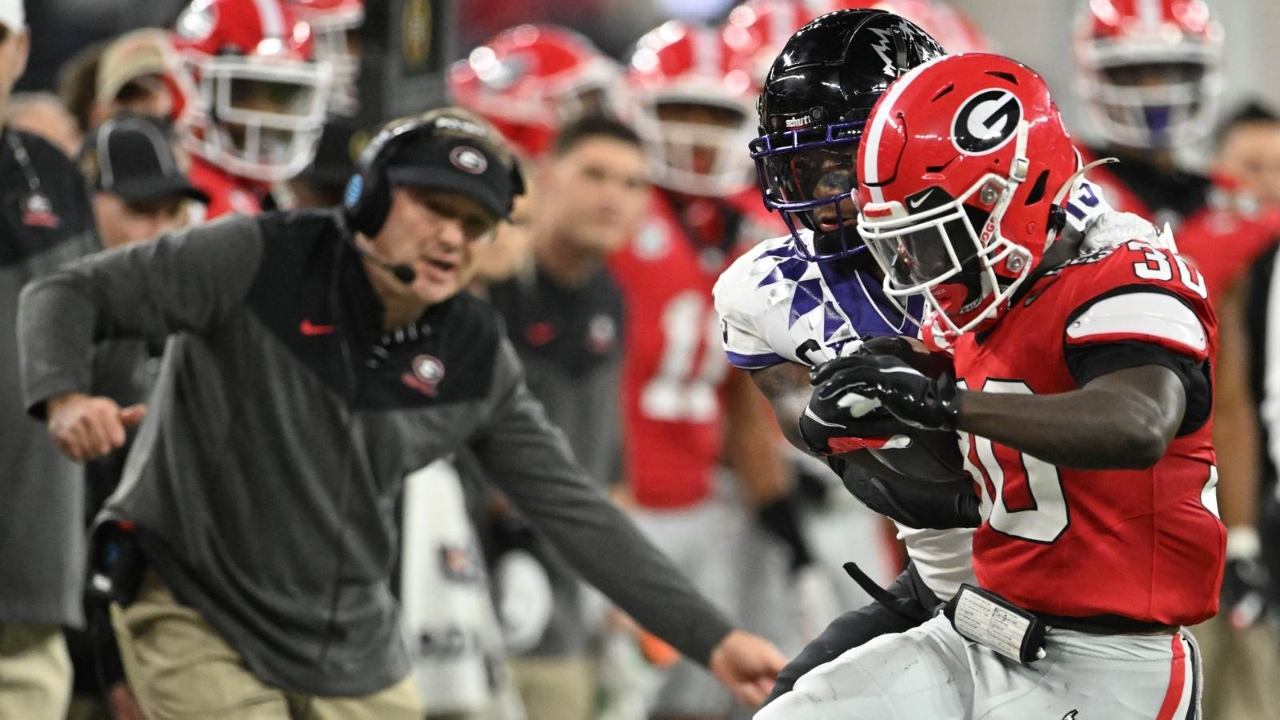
[342, 113, 527, 238]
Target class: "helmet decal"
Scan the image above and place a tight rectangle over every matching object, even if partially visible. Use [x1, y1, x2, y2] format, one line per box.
[952, 89, 1023, 155]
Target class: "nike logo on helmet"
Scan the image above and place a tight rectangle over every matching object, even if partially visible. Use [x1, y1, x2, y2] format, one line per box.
[908, 189, 936, 209]
[299, 318, 336, 336]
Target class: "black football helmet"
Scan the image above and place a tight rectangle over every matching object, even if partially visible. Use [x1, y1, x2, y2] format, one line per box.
[752, 9, 944, 261]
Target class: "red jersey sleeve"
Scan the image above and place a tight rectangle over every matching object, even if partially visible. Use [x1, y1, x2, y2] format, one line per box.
[1059, 240, 1217, 364]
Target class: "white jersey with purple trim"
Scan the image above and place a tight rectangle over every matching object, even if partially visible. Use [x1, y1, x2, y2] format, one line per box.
[712, 180, 1117, 601]
[713, 229, 976, 599]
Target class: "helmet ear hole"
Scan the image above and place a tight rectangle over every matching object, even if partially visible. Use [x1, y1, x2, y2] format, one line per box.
[1023, 170, 1050, 206]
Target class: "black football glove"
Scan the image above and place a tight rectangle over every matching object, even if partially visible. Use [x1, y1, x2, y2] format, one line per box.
[812, 354, 961, 432]
[798, 369, 915, 456]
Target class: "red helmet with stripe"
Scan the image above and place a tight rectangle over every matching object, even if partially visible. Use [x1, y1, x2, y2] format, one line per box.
[286, 0, 364, 116]
[448, 24, 621, 159]
[856, 53, 1079, 338]
[625, 21, 757, 197]
[1073, 0, 1224, 149]
[169, 0, 332, 182]
[722, 0, 826, 89]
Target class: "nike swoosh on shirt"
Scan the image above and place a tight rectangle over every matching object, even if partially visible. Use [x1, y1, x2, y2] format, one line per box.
[299, 319, 336, 336]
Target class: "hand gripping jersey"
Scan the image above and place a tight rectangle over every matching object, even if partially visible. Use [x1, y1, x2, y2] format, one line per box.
[609, 189, 778, 509]
[954, 240, 1225, 625]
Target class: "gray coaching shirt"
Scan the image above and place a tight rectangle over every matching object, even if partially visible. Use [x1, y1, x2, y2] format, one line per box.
[17, 210, 733, 696]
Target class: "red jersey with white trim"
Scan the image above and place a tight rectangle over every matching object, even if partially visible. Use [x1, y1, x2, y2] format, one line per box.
[608, 188, 779, 509]
[953, 240, 1225, 625]
[188, 157, 266, 221]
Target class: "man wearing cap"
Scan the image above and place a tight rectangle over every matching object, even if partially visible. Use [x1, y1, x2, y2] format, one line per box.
[17, 106, 785, 719]
[0, 0, 103, 717]
[90, 29, 174, 129]
[79, 113, 208, 251]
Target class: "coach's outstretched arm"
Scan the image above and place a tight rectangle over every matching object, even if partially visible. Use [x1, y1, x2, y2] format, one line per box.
[470, 339, 786, 707]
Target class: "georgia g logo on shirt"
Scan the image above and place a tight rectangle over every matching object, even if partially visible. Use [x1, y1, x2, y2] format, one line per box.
[402, 354, 446, 396]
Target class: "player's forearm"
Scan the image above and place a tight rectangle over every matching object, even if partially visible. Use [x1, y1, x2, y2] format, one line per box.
[750, 363, 817, 454]
[956, 365, 1185, 470]
[724, 370, 791, 505]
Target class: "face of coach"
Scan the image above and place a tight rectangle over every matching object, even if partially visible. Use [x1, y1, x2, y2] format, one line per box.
[353, 112, 516, 328]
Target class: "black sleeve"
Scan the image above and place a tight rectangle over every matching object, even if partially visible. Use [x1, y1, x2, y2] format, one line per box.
[1065, 340, 1212, 436]
[18, 215, 263, 415]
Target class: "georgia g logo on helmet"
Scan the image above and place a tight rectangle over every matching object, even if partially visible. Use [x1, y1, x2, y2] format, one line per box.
[951, 88, 1022, 155]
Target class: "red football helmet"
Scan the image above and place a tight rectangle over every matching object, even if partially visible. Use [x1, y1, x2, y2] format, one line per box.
[626, 21, 757, 197]
[169, 0, 332, 183]
[447, 24, 621, 159]
[856, 53, 1080, 338]
[722, 0, 826, 88]
[823, 0, 991, 54]
[286, 0, 364, 116]
[1074, 0, 1224, 149]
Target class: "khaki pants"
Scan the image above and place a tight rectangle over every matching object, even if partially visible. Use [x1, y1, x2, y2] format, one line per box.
[0, 623, 72, 720]
[509, 655, 595, 720]
[112, 571, 422, 720]
[1191, 613, 1280, 720]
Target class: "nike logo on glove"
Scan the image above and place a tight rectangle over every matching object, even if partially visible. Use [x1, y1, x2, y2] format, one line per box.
[299, 318, 336, 336]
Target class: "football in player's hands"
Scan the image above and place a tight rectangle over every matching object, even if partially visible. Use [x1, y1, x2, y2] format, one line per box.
[808, 336, 966, 483]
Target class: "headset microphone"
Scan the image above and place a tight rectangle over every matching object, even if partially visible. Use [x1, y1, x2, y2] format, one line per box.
[337, 211, 417, 284]
[360, 247, 417, 285]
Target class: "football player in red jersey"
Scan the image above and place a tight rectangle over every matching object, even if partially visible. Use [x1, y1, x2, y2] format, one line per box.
[167, 0, 332, 219]
[1074, 3, 1280, 715]
[767, 52, 1223, 719]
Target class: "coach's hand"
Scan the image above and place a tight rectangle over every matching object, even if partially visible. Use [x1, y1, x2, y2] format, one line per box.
[709, 630, 786, 708]
[813, 355, 961, 431]
[45, 392, 146, 463]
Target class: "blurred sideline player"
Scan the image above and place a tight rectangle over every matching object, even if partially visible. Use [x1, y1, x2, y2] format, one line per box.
[449, 23, 619, 308]
[90, 29, 176, 129]
[765, 50, 1223, 718]
[483, 114, 654, 720]
[1074, 3, 1280, 717]
[166, 0, 332, 220]
[286, 0, 364, 117]
[609, 20, 807, 720]
[1216, 101, 1280, 208]
[447, 27, 623, 720]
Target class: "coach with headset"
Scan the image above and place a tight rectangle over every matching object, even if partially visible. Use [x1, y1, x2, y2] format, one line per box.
[15, 107, 786, 720]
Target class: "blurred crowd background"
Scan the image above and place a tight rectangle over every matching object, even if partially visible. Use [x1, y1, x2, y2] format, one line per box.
[18, 0, 1280, 142]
